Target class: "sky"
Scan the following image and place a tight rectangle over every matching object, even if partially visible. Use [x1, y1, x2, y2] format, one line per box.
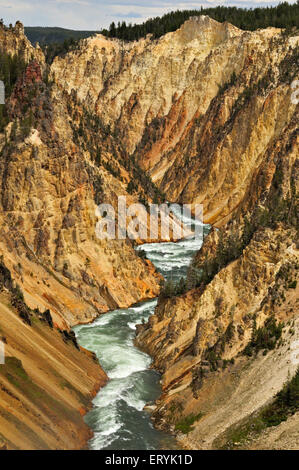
[0, 0, 296, 30]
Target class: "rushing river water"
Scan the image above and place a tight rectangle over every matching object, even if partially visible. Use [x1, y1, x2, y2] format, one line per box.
[74, 210, 208, 450]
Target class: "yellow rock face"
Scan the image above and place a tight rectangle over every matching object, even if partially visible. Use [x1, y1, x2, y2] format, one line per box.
[0, 21, 161, 449]
[0, 25, 163, 328]
[0, 22, 44, 64]
[51, 16, 298, 229]
[50, 16, 243, 158]
[134, 81, 298, 447]
[136, 224, 299, 448]
[0, 287, 107, 450]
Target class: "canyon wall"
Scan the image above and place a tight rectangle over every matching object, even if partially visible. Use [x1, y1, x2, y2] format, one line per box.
[0, 260, 107, 449]
[0, 24, 163, 330]
[0, 22, 162, 449]
[51, 16, 298, 227]
[133, 21, 298, 447]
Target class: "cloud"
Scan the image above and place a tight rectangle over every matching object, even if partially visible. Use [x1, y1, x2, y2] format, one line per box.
[114, 11, 143, 18]
[53, 0, 91, 5]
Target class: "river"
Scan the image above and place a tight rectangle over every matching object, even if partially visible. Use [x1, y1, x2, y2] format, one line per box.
[73, 210, 208, 450]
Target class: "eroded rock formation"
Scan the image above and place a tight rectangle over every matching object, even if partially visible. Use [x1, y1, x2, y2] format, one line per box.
[0, 15, 298, 449]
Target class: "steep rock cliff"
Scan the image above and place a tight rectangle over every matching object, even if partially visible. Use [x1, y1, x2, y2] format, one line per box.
[51, 16, 298, 227]
[135, 97, 298, 448]
[0, 22, 163, 449]
[0, 24, 163, 329]
[0, 21, 44, 64]
[0, 259, 107, 449]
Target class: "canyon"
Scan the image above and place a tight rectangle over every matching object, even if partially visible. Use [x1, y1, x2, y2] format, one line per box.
[0, 15, 298, 449]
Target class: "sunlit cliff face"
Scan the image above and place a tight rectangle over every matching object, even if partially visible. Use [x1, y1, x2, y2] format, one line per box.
[51, 16, 298, 227]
